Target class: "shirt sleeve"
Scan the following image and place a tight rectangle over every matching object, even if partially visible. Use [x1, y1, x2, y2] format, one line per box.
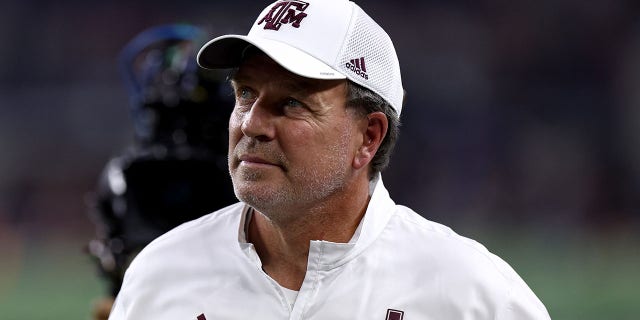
[107, 256, 138, 320]
[496, 280, 551, 320]
[107, 294, 126, 320]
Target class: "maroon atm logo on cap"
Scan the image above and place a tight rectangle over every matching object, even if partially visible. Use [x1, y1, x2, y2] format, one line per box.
[258, 1, 310, 30]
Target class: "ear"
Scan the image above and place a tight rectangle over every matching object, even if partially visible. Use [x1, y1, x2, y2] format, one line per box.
[353, 112, 388, 170]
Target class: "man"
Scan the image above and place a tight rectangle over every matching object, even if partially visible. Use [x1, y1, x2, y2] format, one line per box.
[109, 1, 551, 319]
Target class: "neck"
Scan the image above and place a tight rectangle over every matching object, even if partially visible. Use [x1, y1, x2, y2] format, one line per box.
[247, 176, 371, 290]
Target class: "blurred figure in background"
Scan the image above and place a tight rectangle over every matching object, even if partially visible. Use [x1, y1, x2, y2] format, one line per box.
[86, 24, 237, 320]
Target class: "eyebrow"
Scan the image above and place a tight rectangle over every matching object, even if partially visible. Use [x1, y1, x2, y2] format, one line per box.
[231, 71, 317, 96]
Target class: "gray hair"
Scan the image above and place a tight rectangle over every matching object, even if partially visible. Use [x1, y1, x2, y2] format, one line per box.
[345, 81, 401, 179]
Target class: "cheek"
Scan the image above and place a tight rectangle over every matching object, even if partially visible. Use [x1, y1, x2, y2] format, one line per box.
[228, 111, 243, 142]
[282, 121, 317, 146]
[290, 122, 354, 160]
[329, 122, 361, 163]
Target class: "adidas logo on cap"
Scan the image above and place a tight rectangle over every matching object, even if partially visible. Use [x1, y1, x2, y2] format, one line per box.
[346, 57, 368, 80]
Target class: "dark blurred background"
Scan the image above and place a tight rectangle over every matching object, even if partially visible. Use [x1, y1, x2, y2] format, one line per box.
[1, 0, 639, 319]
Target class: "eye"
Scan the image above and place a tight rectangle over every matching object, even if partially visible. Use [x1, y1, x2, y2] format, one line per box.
[282, 98, 312, 117]
[237, 87, 255, 101]
[232, 86, 257, 113]
[284, 98, 304, 109]
[231, 81, 255, 101]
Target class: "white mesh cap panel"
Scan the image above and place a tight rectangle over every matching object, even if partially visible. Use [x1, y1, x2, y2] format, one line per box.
[337, 4, 404, 114]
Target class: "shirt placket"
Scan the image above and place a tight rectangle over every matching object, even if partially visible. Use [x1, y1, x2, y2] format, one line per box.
[289, 241, 324, 320]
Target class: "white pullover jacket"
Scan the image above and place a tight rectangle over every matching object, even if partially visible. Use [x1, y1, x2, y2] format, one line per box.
[110, 175, 550, 320]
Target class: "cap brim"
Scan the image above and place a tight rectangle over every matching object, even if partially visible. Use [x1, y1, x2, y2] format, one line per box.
[197, 35, 346, 80]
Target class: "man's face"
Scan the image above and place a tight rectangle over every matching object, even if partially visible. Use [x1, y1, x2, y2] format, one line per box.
[228, 54, 362, 217]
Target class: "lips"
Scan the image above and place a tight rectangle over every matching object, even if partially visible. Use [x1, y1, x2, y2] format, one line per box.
[237, 154, 284, 169]
[233, 139, 287, 171]
[239, 154, 276, 165]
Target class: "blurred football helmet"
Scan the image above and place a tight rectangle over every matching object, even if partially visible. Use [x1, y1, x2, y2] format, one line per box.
[87, 24, 236, 297]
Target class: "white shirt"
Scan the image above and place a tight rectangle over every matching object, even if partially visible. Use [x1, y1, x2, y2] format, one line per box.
[109, 175, 550, 319]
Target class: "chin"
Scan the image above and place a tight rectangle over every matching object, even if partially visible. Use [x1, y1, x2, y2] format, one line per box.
[234, 182, 276, 207]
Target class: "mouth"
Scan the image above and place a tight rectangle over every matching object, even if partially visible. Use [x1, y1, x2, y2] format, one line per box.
[237, 154, 282, 168]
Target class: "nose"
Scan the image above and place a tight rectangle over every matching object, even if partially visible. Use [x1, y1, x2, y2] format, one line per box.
[240, 100, 275, 141]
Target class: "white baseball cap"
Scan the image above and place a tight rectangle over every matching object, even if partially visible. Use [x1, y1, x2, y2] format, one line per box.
[197, 0, 404, 115]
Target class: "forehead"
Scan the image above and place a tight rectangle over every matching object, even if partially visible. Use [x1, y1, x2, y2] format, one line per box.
[232, 53, 346, 94]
